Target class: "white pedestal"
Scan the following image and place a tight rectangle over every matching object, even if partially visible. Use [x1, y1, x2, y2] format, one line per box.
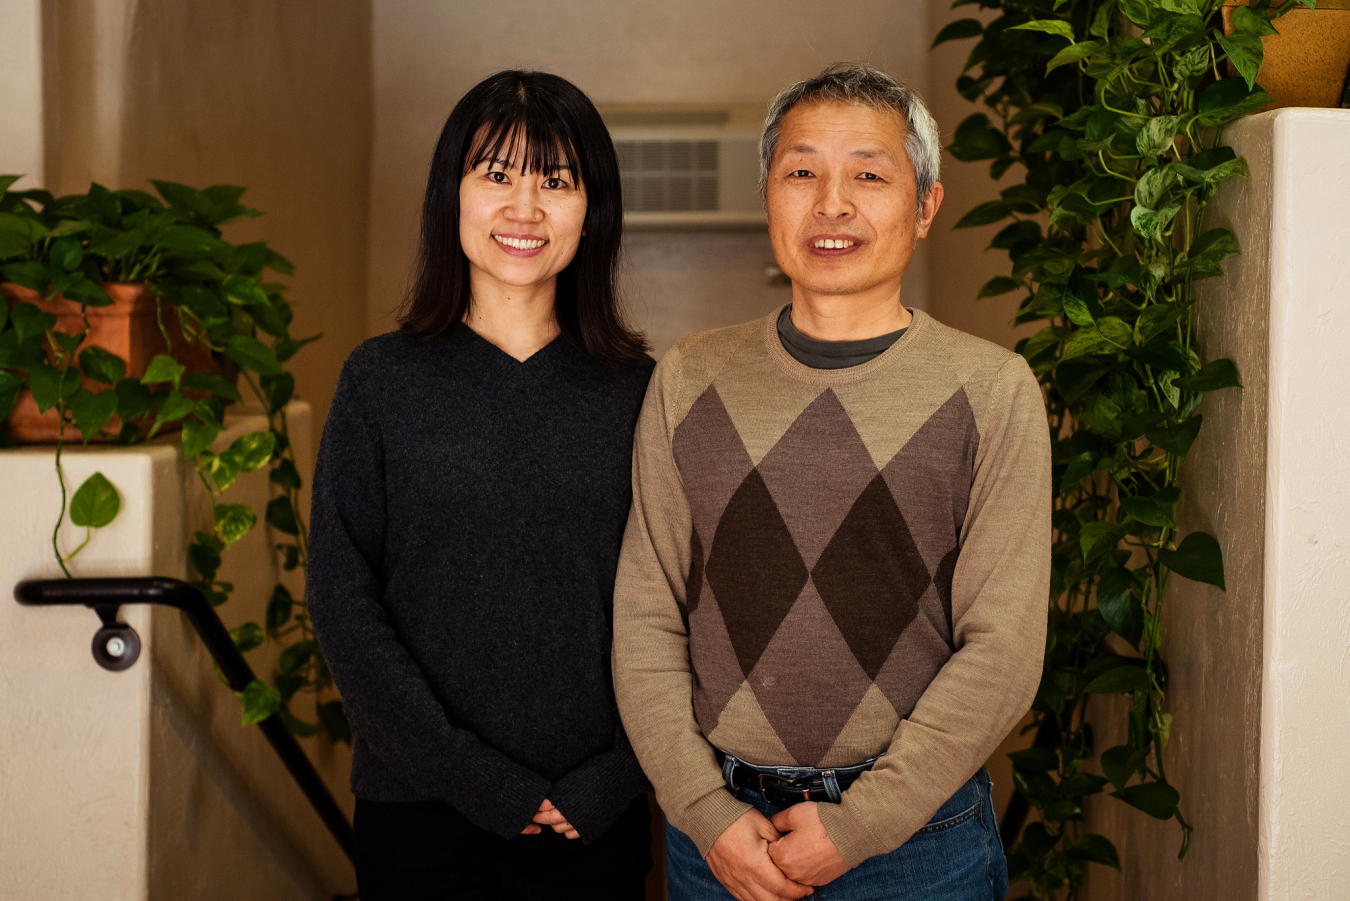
[0, 402, 355, 900]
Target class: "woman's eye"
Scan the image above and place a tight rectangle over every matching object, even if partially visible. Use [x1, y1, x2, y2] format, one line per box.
[544, 177, 566, 189]
[488, 171, 508, 184]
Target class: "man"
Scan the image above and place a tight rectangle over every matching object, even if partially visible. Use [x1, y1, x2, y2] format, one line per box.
[612, 64, 1051, 900]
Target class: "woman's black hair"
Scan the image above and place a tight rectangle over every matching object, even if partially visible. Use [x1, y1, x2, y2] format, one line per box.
[397, 69, 647, 363]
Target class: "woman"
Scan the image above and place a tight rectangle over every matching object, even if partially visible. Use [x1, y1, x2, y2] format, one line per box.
[307, 70, 655, 900]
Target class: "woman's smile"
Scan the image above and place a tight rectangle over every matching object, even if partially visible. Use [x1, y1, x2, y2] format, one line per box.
[492, 232, 549, 256]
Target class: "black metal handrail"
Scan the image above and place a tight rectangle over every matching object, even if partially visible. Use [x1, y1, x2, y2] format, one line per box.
[14, 577, 355, 865]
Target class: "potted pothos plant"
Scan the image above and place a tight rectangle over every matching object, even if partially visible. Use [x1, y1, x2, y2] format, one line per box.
[0, 176, 348, 743]
[932, 0, 1307, 896]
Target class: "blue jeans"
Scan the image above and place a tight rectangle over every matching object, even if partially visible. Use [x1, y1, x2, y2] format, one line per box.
[666, 768, 1007, 901]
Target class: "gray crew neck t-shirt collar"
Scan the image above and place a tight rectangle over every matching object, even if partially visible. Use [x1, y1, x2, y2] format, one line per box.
[776, 304, 909, 370]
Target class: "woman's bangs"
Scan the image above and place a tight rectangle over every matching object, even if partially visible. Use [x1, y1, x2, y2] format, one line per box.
[466, 113, 581, 182]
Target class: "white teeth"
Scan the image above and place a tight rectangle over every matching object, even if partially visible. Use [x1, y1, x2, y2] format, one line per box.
[814, 238, 854, 249]
[494, 235, 546, 250]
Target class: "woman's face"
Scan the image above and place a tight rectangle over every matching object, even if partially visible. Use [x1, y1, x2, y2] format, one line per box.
[458, 136, 588, 297]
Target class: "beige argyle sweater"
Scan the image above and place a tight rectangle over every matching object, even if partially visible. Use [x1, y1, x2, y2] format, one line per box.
[612, 307, 1052, 867]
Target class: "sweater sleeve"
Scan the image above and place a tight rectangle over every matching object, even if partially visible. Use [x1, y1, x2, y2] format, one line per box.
[545, 723, 652, 843]
[612, 346, 754, 856]
[306, 351, 550, 838]
[817, 355, 1053, 867]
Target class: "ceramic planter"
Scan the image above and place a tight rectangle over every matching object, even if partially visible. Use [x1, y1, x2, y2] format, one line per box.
[2, 282, 213, 443]
[1223, 0, 1350, 109]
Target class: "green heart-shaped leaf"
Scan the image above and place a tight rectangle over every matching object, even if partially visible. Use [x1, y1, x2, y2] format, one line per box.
[1158, 531, 1225, 590]
[1110, 781, 1180, 820]
[79, 347, 127, 385]
[69, 471, 120, 528]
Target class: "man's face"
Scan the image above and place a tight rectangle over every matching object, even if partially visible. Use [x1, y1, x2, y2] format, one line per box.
[765, 100, 942, 303]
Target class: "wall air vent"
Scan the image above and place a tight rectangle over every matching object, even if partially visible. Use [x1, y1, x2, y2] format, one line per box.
[615, 140, 719, 213]
[601, 105, 767, 229]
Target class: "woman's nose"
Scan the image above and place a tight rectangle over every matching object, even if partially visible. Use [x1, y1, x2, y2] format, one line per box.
[504, 183, 545, 221]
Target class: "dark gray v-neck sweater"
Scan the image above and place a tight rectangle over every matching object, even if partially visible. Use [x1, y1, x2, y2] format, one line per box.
[307, 326, 655, 841]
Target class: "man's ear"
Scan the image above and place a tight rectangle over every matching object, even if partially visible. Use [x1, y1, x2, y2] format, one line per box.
[915, 181, 945, 240]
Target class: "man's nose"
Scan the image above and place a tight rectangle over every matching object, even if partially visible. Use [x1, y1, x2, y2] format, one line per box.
[814, 174, 855, 220]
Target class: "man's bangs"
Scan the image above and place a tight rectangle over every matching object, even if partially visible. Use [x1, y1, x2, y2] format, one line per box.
[466, 116, 581, 181]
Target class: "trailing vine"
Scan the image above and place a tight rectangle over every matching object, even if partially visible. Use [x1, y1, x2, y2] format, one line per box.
[935, 0, 1305, 895]
[0, 177, 346, 742]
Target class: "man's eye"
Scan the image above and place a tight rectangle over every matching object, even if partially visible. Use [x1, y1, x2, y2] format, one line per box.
[790, 169, 812, 178]
[859, 172, 879, 180]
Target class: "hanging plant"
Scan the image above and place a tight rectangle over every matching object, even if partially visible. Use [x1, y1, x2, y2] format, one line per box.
[0, 176, 347, 742]
[935, 0, 1307, 896]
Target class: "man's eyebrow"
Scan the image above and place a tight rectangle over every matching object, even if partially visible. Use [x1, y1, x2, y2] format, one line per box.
[782, 145, 894, 161]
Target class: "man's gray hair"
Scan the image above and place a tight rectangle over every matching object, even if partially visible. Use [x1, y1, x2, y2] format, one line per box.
[759, 63, 942, 203]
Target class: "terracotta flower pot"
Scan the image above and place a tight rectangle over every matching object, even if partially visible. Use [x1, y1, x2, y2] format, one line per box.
[2, 282, 213, 444]
[1223, 0, 1350, 110]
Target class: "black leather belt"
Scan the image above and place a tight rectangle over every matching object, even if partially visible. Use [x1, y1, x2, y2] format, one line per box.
[715, 748, 877, 809]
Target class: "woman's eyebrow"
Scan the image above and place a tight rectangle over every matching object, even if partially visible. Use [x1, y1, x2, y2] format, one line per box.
[483, 156, 576, 174]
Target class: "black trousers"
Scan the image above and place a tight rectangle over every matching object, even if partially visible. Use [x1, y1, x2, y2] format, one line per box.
[354, 793, 652, 901]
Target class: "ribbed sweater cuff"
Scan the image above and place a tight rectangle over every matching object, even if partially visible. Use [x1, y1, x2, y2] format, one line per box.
[677, 787, 755, 858]
[818, 798, 890, 868]
[444, 760, 552, 839]
[548, 747, 652, 844]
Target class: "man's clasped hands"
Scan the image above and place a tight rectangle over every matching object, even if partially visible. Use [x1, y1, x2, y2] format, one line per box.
[520, 794, 851, 901]
[706, 802, 852, 901]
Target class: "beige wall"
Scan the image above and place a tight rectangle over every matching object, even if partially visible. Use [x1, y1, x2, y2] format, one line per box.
[367, 0, 935, 348]
[0, 0, 44, 188]
[924, 0, 1034, 351]
[39, 0, 373, 452]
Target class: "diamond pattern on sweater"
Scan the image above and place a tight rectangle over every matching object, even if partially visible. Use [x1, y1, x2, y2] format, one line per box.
[818, 684, 901, 768]
[689, 581, 749, 736]
[834, 362, 960, 469]
[873, 584, 953, 717]
[684, 529, 703, 618]
[673, 386, 755, 558]
[705, 468, 809, 677]
[706, 681, 794, 765]
[712, 342, 821, 465]
[880, 388, 977, 573]
[758, 389, 880, 569]
[813, 474, 931, 680]
[670, 360, 980, 767]
[748, 581, 873, 766]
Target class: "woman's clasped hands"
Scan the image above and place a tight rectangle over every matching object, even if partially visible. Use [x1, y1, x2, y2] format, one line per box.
[520, 799, 580, 840]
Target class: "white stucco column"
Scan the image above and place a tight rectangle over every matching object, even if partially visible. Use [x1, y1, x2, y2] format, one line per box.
[1236, 108, 1350, 900]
